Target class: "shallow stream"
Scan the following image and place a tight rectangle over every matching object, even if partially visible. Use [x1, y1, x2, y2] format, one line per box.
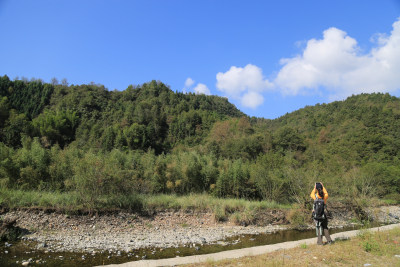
[0, 223, 378, 267]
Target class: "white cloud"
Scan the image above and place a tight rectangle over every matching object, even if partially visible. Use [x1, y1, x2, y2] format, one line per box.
[274, 18, 400, 99]
[184, 77, 195, 88]
[216, 64, 273, 108]
[241, 91, 264, 109]
[193, 83, 211, 95]
[183, 77, 210, 95]
[216, 64, 273, 96]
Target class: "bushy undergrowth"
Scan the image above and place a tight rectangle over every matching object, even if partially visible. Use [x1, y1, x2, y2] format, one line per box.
[286, 204, 310, 228]
[1, 137, 398, 212]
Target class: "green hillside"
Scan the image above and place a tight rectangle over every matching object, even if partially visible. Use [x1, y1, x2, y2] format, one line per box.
[0, 75, 243, 152]
[271, 93, 400, 164]
[0, 75, 399, 210]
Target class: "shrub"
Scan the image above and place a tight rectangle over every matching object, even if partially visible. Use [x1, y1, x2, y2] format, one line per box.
[358, 230, 381, 253]
[214, 205, 227, 222]
[287, 205, 309, 229]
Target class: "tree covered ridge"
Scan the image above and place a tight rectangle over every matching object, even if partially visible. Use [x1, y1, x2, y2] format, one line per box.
[270, 93, 400, 164]
[0, 75, 244, 152]
[0, 74, 399, 207]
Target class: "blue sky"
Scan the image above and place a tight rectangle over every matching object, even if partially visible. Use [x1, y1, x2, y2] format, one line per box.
[1, 1, 400, 119]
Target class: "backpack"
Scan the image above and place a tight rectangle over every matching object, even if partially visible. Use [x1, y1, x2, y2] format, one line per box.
[313, 194, 325, 220]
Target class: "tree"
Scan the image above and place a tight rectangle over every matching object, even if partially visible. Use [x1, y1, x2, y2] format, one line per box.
[32, 109, 79, 147]
[0, 75, 11, 97]
[124, 123, 145, 150]
[51, 78, 59, 85]
[2, 111, 32, 147]
[61, 78, 68, 87]
[274, 127, 306, 152]
[0, 97, 10, 125]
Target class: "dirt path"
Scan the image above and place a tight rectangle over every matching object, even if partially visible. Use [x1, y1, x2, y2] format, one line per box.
[102, 223, 400, 267]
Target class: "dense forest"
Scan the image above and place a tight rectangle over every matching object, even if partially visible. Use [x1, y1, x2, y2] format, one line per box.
[0, 75, 399, 209]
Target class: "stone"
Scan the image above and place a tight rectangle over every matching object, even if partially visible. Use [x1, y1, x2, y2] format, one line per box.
[37, 242, 47, 249]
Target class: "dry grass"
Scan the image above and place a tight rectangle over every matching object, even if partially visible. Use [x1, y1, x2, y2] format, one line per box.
[184, 228, 400, 267]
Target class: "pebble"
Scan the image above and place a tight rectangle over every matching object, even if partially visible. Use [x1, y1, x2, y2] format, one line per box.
[37, 242, 47, 249]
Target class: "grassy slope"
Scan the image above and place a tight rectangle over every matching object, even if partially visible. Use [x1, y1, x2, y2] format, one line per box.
[184, 227, 400, 267]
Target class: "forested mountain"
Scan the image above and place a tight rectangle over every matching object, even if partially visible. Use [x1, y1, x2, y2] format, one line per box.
[0, 75, 399, 206]
[269, 93, 400, 164]
[0, 75, 243, 152]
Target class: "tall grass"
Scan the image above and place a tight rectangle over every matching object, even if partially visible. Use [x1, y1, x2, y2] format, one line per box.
[143, 193, 288, 211]
[142, 193, 290, 222]
[0, 188, 289, 222]
[0, 188, 81, 210]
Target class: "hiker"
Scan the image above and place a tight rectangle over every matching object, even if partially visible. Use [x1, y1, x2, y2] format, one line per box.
[310, 182, 332, 245]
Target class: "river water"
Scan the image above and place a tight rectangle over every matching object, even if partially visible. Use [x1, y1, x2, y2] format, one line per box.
[0, 224, 377, 267]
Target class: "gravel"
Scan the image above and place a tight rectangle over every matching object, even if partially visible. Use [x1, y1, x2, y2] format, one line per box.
[3, 210, 287, 253]
[3, 205, 399, 253]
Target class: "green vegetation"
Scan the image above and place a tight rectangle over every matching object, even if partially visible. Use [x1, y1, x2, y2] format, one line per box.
[0, 74, 399, 214]
[0, 188, 286, 223]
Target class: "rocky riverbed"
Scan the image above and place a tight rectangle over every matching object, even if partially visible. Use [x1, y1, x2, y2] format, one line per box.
[1, 205, 399, 254]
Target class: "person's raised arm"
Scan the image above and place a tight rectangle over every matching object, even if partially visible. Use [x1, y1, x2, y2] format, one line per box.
[323, 187, 328, 201]
[310, 187, 316, 200]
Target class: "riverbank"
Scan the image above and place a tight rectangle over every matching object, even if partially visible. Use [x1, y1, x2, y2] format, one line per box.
[2, 205, 399, 254]
[109, 223, 400, 267]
